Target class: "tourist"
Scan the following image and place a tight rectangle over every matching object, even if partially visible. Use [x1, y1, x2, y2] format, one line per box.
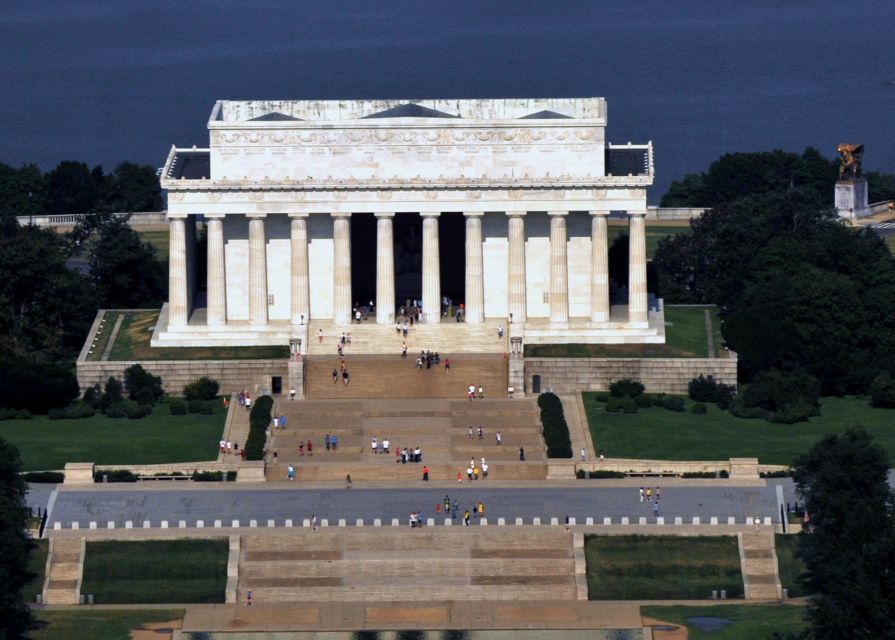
[287, 465, 295, 480]
[396, 322, 401, 335]
[272, 451, 278, 465]
[478, 426, 484, 440]
[331, 434, 338, 450]
[639, 487, 645, 503]
[401, 448, 408, 464]
[226, 441, 232, 455]
[656, 486, 661, 500]
[343, 369, 350, 386]
[478, 502, 484, 517]
[653, 502, 660, 518]
[497, 325, 503, 339]
[646, 487, 653, 502]
[467, 466, 473, 481]
[402, 343, 407, 359]
[519, 447, 525, 462]
[279, 415, 286, 431]
[473, 466, 479, 481]
[414, 446, 422, 463]
[444, 495, 451, 511]
[307, 440, 313, 456]
[289, 388, 295, 400]
[318, 328, 324, 343]
[580, 447, 587, 462]
[478, 386, 484, 399]
[245, 395, 252, 410]
[468, 427, 473, 440]
[311, 515, 318, 531]
[468, 384, 476, 401]
[464, 509, 470, 526]
[422, 465, 429, 481]
[599, 450, 605, 463]
[371, 437, 378, 454]
[346, 332, 351, 345]
[382, 438, 390, 454]
[332, 368, 338, 384]
[245, 589, 253, 607]
[299, 441, 305, 456]
[219, 440, 226, 455]
[457, 471, 463, 483]
[223, 396, 229, 408]
[325, 433, 331, 450]
[452, 500, 459, 519]
[482, 462, 489, 478]
[346, 474, 352, 489]
[271, 416, 279, 431]
[496, 431, 502, 446]
[444, 358, 450, 373]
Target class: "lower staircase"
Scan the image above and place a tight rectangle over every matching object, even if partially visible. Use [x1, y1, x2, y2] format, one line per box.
[739, 531, 783, 600]
[43, 537, 84, 605]
[237, 528, 577, 603]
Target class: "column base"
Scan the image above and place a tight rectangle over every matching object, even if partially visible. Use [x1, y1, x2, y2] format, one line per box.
[590, 312, 610, 323]
[625, 320, 650, 330]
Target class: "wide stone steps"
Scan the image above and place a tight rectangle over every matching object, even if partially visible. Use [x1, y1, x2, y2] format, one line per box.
[740, 532, 783, 600]
[307, 320, 509, 356]
[305, 354, 508, 400]
[281, 462, 548, 482]
[237, 529, 576, 603]
[44, 538, 83, 605]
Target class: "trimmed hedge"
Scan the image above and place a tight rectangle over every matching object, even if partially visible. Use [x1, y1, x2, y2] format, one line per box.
[245, 395, 274, 461]
[192, 471, 237, 482]
[576, 469, 626, 479]
[22, 471, 65, 483]
[95, 470, 138, 483]
[537, 392, 572, 458]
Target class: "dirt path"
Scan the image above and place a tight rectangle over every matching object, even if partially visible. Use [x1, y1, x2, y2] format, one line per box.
[643, 616, 687, 640]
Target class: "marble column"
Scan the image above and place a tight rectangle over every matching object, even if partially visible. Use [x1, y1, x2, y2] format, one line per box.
[167, 216, 189, 327]
[549, 211, 569, 324]
[205, 215, 227, 326]
[247, 214, 268, 328]
[506, 212, 527, 323]
[628, 211, 649, 327]
[375, 213, 395, 324]
[289, 214, 310, 326]
[332, 213, 352, 325]
[590, 211, 610, 323]
[464, 212, 484, 323]
[421, 213, 441, 323]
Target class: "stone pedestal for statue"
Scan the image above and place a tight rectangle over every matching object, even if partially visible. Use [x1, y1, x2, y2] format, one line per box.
[835, 179, 869, 219]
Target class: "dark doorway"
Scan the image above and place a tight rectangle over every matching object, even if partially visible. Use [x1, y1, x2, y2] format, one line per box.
[439, 213, 465, 307]
[394, 213, 422, 308]
[532, 374, 542, 394]
[271, 376, 282, 395]
[350, 213, 376, 307]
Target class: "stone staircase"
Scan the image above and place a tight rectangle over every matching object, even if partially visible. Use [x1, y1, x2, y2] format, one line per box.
[739, 531, 783, 600]
[43, 537, 84, 605]
[307, 320, 509, 356]
[267, 398, 547, 482]
[305, 354, 509, 400]
[236, 528, 577, 603]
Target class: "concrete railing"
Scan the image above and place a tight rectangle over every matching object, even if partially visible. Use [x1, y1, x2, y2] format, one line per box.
[646, 206, 707, 221]
[16, 211, 167, 228]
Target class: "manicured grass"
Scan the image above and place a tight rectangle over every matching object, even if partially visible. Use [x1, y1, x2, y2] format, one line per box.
[775, 534, 809, 598]
[32, 609, 184, 640]
[0, 400, 225, 471]
[108, 310, 289, 360]
[608, 223, 690, 258]
[137, 229, 170, 257]
[22, 539, 48, 604]
[85, 312, 121, 362]
[641, 604, 806, 640]
[585, 394, 895, 465]
[526, 305, 721, 359]
[585, 535, 743, 600]
[885, 235, 895, 254]
[81, 540, 228, 604]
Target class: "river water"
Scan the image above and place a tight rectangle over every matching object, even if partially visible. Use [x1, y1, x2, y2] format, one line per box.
[1, 0, 892, 201]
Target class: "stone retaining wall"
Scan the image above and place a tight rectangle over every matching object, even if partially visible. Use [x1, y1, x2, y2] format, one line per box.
[76, 359, 289, 395]
[524, 356, 738, 395]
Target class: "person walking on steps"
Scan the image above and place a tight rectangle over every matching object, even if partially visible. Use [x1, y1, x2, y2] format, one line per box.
[519, 447, 525, 462]
[464, 509, 471, 526]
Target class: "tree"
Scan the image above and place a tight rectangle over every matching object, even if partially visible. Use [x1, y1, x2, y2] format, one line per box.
[98, 162, 162, 213]
[45, 161, 101, 215]
[0, 438, 36, 638]
[792, 428, 895, 639]
[100, 377, 123, 413]
[0, 163, 48, 235]
[123, 364, 163, 406]
[89, 217, 165, 308]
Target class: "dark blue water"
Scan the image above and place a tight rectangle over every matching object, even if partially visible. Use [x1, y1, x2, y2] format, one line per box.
[1, 1, 893, 202]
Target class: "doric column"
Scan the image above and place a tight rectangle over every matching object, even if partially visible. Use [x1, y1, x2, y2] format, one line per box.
[332, 213, 352, 325]
[506, 212, 527, 323]
[628, 211, 649, 327]
[375, 213, 395, 324]
[549, 211, 569, 324]
[205, 215, 227, 326]
[590, 211, 610, 323]
[421, 213, 441, 323]
[167, 215, 189, 328]
[464, 212, 484, 323]
[247, 214, 268, 328]
[289, 214, 310, 325]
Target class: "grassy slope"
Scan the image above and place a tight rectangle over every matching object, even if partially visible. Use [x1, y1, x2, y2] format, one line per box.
[84, 311, 119, 362]
[642, 604, 806, 640]
[585, 535, 743, 600]
[22, 539, 49, 603]
[32, 610, 184, 640]
[0, 400, 225, 471]
[775, 534, 808, 598]
[81, 540, 228, 604]
[108, 310, 289, 360]
[585, 394, 895, 465]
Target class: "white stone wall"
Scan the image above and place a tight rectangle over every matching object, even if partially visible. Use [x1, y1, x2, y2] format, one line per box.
[223, 216, 249, 321]
[265, 215, 291, 321]
[482, 213, 508, 319]
[524, 213, 550, 318]
[567, 212, 592, 318]
[307, 213, 334, 319]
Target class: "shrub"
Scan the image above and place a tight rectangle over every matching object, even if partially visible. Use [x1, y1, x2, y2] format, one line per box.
[187, 399, 203, 414]
[96, 470, 138, 483]
[691, 402, 708, 414]
[737, 369, 820, 416]
[869, 372, 895, 408]
[0, 408, 31, 420]
[593, 393, 610, 403]
[99, 377, 124, 413]
[609, 378, 645, 398]
[621, 397, 638, 414]
[199, 401, 214, 415]
[605, 397, 624, 413]
[576, 469, 626, 479]
[537, 392, 573, 458]
[104, 403, 127, 419]
[688, 375, 736, 404]
[125, 400, 149, 419]
[183, 376, 220, 402]
[634, 394, 652, 408]
[760, 470, 793, 478]
[0, 359, 80, 414]
[245, 395, 275, 460]
[661, 396, 686, 412]
[82, 384, 102, 408]
[22, 471, 65, 483]
[169, 399, 186, 415]
[50, 401, 96, 420]
[124, 364, 164, 406]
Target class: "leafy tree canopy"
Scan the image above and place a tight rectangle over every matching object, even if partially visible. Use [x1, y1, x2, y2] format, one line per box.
[0, 438, 35, 638]
[89, 216, 166, 308]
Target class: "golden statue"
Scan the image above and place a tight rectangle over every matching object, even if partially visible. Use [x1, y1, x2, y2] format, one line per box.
[837, 143, 864, 179]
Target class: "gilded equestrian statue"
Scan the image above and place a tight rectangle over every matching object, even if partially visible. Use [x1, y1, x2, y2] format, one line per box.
[837, 143, 864, 179]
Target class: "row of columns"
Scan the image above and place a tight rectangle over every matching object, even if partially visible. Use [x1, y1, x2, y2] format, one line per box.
[167, 211, 649, 329]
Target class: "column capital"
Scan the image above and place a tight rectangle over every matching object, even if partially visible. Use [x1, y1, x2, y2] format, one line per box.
[420, 211, 441, 218]
[589, 210, 611, 217]
[288, 212, 309, 219]
[330, 212, 352, 218]
[548, 210, 569, 217]
[166, 213, 189, 221]
[505, 211, 527, 218]
[627, 210, 648, 217]
[245, 212, 268, 220]
[204, 213, 225, 220]
[463, 211, 485, 217]
[374, 212, 396, 218]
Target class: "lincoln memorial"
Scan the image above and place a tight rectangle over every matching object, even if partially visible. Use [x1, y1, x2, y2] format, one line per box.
[152, 98, 665, 350]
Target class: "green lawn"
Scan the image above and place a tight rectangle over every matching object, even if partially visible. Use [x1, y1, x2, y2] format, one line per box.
[526, 305, 721, 359]
[108, 310, 289, 360]
[775, 534, 809, 598]
[22, 539, 48, 603]
[32, 609, 184, 640]
[641, 604, 806, 640]
[85, 312, 121, 362]
[608, 223, 690, 258]
[0, 400, 225, 471]
[137, 229, 170, 257]
[81, 540, 228, 604]
[585, 535, 743, 599]
[585, 394, 895, 465]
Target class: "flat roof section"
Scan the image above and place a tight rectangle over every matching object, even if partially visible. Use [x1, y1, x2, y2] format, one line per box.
[167, 150, 210, 180]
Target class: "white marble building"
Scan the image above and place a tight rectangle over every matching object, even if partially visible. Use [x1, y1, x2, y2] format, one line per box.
[153, 98, 664, 348]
